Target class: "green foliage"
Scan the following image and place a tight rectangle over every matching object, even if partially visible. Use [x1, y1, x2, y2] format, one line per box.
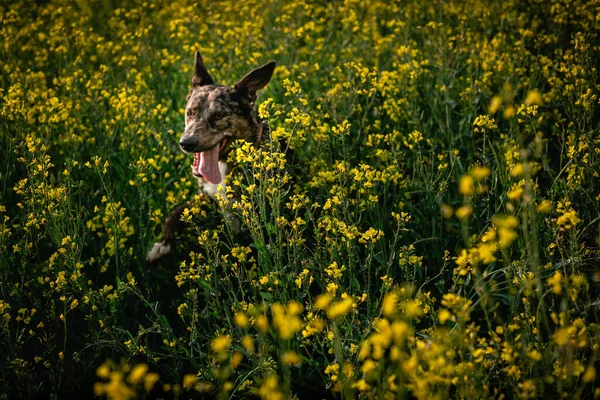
[0, 0, 599, 398]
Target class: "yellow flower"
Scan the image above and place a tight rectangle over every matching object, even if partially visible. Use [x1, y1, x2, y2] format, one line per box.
[94, 371, 134, 399]
[324, 363, 339, 376]
[441, 204, 454, 219]
[241, 335, 255, 354]
[359, 228, 384, 244]
[254, 315, 269, 334]
[258, 375, 283, 400]
[183, 374, 197, 389]
[144, 373, 160, 392]
[455, 205, 473, 219]
[493, 215, 519, 228]
[97, 363, 111, 379]
[351, 379, 371, 391]
[272, 302, 302, 340]
[459, 175, 474, 195]
[583, 365, 596, 383]
[234, 312, 249, 328]
[493, 215, 519, 247]
[326, 282, 338, 295]
[507, 186, 523, 200]
[403, 300, 423, 318]
[314, 294, 332, 310]
[128, 364, 148, 384]
[382, 292, 398, 318]
[211, 335, 231, 354]
[547, 271, 563, 295]
[326, 298, 354, 320]
[553, 327, 570, 346]
[391, 321, 411, 343]
[281, 351, 302, 365]
[525, 90, 543, 105]
[510, 163, 525, 177]
[557, 209, 581, 230]
[470, 166, 491, 180]
[360, 359, 377, 374]
[438, 309, 452, 324]
[231, 351, 244, 369]
[536, 200, 552, 213]
[476, 241, 497, 264]
[488, 96, 502, 114]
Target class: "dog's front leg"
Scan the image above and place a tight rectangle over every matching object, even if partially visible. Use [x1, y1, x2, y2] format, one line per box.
[146, 202, 193, 263]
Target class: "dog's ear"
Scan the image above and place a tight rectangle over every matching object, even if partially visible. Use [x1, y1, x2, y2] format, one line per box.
[234, 61, 276, 103]
[192, 51, 214, 87]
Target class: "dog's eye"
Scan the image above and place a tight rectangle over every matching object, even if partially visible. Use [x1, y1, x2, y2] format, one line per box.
[213, 112, 225, 121]
[186, 109, 193, 117]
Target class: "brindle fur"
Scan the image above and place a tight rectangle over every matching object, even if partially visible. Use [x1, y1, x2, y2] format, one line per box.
[147, 52, 275, 263]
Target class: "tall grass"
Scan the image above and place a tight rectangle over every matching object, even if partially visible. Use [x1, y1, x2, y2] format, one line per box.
[1, 0, 599, 398]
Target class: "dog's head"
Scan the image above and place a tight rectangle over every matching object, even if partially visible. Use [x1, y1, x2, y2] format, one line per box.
[179, 51, 276, 184]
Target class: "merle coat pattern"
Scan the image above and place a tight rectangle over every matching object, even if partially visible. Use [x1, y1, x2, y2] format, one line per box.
[147, 52, 275, 262]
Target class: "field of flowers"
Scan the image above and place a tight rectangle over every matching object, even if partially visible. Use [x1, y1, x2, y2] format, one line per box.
[1, 0, 599, 398]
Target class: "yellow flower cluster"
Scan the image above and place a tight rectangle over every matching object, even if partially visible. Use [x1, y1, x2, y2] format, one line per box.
[94, 362, 160, 399]
[2, 0, 599, 398]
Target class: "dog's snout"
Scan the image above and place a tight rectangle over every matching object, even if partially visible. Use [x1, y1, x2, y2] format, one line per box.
[179, 138, 197, 152]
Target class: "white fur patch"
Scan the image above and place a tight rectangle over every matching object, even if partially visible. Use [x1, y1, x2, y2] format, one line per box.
[146, 241, 171, 263]
[224, 209, 241, 233]
[197, 161, 242, 232]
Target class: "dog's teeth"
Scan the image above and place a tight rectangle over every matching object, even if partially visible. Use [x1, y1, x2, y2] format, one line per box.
[192, 153, 201, 176]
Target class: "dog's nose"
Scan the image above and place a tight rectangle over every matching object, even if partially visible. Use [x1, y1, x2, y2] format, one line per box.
[179, 138, 197, 152]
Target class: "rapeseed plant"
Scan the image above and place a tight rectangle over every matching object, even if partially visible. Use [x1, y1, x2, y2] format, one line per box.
[1, 0, 599, 398]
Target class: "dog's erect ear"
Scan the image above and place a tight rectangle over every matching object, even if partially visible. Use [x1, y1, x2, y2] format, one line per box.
[192, 51, 214, 87]
[234, 61, 276, 103]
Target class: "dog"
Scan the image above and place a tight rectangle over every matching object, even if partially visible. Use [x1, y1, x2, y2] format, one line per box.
[147, 51, 276, 263]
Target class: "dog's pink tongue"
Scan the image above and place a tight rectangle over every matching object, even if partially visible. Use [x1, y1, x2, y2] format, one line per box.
[199, 145, 221, 184]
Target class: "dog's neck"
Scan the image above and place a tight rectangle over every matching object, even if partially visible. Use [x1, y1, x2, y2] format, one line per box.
[255, 119, 263, 147]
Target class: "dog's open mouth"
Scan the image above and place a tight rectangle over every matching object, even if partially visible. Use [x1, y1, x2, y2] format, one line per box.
[192, 139, 228, 184]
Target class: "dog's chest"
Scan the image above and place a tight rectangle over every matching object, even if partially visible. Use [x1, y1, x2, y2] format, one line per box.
[199, 161, 230, 200]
